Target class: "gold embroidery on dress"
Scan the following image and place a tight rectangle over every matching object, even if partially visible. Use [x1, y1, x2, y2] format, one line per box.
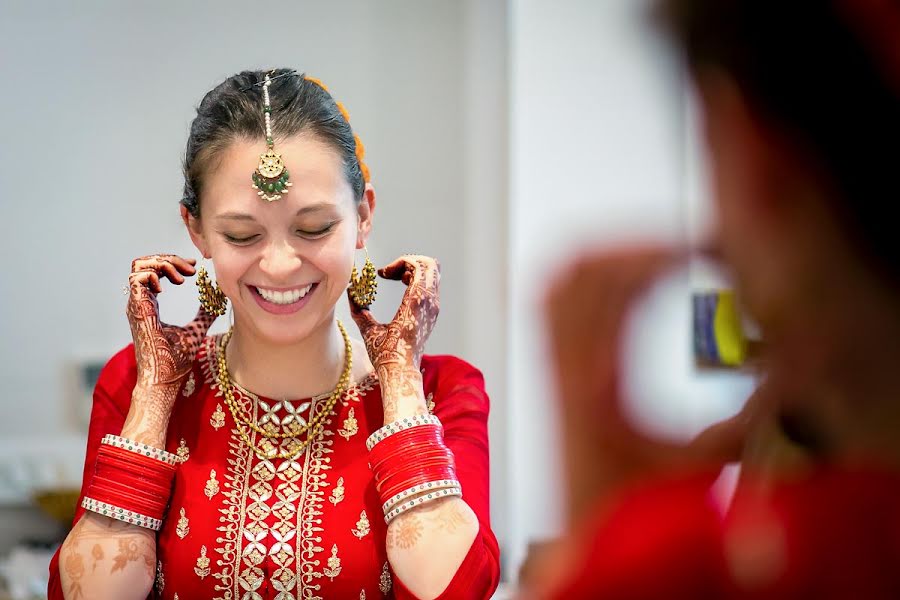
[200, 336, 376, 600]
[183, 372, 196, 396]
[330, 476, 345, 506]
[324, 544, 342, 581]
[176, 507, 190, 539]
[379, 562, 392, 594]
[201, 338, 243, 599]
[296, 398, 336, 599]
[155, 560, 164, 595]
[360, 590, 367, 600]
[258, 398, 311, 437]
[194, 545, 211, 579]
[352, 510, 371, 539]
[205, 469, 220, 499]
[174, 595, 179, 600]
[338, 407, 359, 440]
[426, 392, 435, 414]
[340, 372, 378, 407]
[177, 438, 190, 463]
[210, 402, 226, 430]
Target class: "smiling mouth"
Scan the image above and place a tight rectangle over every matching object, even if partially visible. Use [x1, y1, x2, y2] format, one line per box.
[251, 284, 315, 305]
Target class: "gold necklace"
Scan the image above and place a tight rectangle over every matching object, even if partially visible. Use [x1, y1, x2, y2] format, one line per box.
[215, 321, 353, 460]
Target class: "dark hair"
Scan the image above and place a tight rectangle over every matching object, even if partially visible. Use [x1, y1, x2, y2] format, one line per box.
[655, 1, 900, 282]
[181, 69, 366, 218]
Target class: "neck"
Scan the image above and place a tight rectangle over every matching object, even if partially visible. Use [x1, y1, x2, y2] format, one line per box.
[763, 268, 900, 467]
[225, 313, 346, 401]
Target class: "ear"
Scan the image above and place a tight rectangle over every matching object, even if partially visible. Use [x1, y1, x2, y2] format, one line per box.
[355, 183, 376, 250]
[181, 205, 211, 259]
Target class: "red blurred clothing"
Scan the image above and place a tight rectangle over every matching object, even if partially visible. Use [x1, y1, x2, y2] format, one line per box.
[549, 467, 900, 599]
[49, 337, 500, 599]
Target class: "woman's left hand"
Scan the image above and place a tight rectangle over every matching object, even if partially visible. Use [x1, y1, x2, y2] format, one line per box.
[348, 254, 440, 417]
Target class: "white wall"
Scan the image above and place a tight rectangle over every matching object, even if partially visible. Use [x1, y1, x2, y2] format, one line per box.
[506, 0, 754, 579]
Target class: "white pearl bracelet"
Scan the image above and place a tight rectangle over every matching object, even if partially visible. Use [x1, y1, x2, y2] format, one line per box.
[101, 434, 180, 466]
[366, 414, 443, 451]
[384, 486, 462, 524]
[382, 479, 461, 515]
[81, 496, 163, 531]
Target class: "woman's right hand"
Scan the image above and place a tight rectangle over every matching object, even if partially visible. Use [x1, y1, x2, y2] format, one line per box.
[126, 254, 217, 397]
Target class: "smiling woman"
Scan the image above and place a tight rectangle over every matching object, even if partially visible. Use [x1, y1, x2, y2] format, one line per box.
[47, 69, 500, 600]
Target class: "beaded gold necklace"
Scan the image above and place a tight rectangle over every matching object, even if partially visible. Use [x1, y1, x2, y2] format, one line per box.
[215, 321, 352, 460]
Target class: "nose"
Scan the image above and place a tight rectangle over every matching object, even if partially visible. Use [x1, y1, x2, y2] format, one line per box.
[259, 239, 302, 282]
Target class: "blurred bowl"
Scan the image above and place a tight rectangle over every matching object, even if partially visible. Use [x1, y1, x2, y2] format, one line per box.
[31, 488, 79, 526]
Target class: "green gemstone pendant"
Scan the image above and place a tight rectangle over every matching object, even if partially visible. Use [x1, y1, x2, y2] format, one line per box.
[252, 148, 292, 202]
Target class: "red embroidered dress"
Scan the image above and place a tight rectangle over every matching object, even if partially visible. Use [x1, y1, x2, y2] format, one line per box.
[49, 336, 500, 599]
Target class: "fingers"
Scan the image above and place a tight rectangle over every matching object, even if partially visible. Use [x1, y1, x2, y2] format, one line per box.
[378, 257, 415, 285]
[545, 245, 682, 336]
[128, 270, 163, 296]
[126, 254, 199, 323]
[379, 255, 441, 291]
[131, 254, 197, 286]
[543, 244, 684, 418]
[126, 271, 161, 324]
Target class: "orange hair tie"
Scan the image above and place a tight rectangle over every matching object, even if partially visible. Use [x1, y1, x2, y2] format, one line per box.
[304, 74, 371, 184]
[303, 76, 329, 92]
[336, 101, 351, 123]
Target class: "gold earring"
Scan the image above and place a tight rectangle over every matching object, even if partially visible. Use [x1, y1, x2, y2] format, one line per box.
[349, 248, 378, 308]
[196, 266, 228, 316]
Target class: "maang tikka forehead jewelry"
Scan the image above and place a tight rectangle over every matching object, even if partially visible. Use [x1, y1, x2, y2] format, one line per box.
[251, 71, 293, 202]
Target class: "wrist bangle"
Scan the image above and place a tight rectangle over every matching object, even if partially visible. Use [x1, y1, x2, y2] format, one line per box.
[367, 414, 443, 451]
[384, 487, 462, 525]
[101, 434, 180, 466]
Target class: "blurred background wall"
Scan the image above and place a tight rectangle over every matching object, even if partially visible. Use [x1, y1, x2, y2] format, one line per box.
[0, 0, 753, 595]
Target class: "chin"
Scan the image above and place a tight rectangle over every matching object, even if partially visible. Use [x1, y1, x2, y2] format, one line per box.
[245, 314, 324, 346]
[234, 300, 340, 348]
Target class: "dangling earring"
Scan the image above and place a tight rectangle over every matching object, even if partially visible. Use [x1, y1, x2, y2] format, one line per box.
[196, 266, 228, 316]
[349, 247, 378, 308]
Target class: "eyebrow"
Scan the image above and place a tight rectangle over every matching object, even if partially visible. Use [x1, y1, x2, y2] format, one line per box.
[215, 203, 337, 222]
[295, 202, 336, 216]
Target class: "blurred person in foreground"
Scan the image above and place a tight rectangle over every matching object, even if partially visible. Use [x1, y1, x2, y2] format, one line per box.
[527, 1, 900, 598]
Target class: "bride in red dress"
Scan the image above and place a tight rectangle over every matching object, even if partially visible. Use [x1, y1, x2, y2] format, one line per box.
[48, 69, 499, 600]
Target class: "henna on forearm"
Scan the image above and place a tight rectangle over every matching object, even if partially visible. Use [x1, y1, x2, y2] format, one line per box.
[60, 512, 156, 600]
[378, 365, 427, 422]
[387, 497, 477, 550]
[121, 384, 180, 448]
[385, 497, 480, 599]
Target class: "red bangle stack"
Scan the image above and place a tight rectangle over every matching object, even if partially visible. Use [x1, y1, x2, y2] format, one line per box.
[367, 415, 462, 524]
[81, 434, 178, 530]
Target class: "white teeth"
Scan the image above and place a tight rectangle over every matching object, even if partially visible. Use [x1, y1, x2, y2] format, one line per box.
[256, 284, 313, 305]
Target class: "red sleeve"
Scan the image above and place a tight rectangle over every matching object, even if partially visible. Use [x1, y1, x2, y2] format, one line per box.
[548, 471, 730, 599]
[48, 345, 138, 600]
[392, 356, 501, 600]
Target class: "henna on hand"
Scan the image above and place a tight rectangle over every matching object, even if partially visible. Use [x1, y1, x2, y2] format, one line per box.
[348, 255, 440, 418]
[124, 254, 218, 443]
